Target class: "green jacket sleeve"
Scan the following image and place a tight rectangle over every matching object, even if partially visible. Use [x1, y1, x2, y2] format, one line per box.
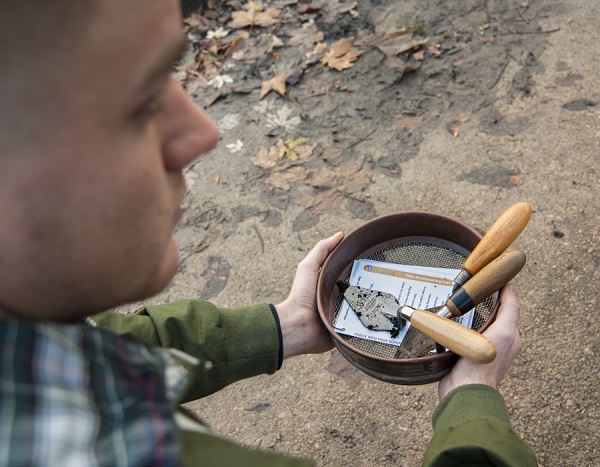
[91, 300, 282, 402]
[178, 411, 314, 467]
[422, 384, 538, 466]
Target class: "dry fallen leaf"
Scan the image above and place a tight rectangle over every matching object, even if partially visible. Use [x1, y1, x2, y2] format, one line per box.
[323, 0, 358, 23]
[229, 1, 281, 29]
[251, 145, 279, 170]
[374, 33, 429, 60]
[298, 0, 324, 14]
[509, 175, 524, 186]
[425, 42, 442, 56]
[251, 138, 315, 170]
[288, 20, 325, 50]
[321, 37, 364, 71]
[313, 189, 346, 214]
[448, 116, 469, 137]
[266, 166, 310, 191]
[337, 160, 372, 194]
[292, 188, 346, 214]
[307, 166, 337, 188]
[307, 160, 372, 193]
[279, 137, 315, 161]
[292, 189, 319, 208]
[260, 73, 288, 99]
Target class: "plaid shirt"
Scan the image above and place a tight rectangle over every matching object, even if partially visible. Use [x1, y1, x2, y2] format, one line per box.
[0, 317, 199, 466]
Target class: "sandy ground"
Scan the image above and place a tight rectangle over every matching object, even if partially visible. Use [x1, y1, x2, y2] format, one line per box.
[125, 1, 599, 465]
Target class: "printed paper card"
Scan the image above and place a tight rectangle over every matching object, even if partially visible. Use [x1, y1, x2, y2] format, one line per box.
[333, 259, 475, 346]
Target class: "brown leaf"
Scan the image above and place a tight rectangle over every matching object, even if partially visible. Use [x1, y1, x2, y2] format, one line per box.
[413, 50, 425, 61]
[323, 0, 358, 23]
[260, 73, 288, 99]
[266, 166, 310, 191]
[252, 139, 315, 171]
[288, 21, 325, 50]
[321, 37, 364, 71]
[184, 76, 208, 96]
[306, 160, 373, 194]
[313, 189, 345, 214]
[223, 34, 249, 58]
[227, 33, 280, 63]
[307, 167, 337, 188]
[292, 189, 320, 209]
[229, 1, 281, 29]
[337, 160, 372, 194]
[183, 13, 210, 31]
[292, 188, 345, 214]
[280, 138, 316, 162]
[425, 42, 442, 56]
[251, 145, 279, 170]
[375, 33, 427, 53]
[509, 175, 524, 186]
[305, 42, 328, 64]
[298, 0, 324, 14]
[374, 33, 429, 68]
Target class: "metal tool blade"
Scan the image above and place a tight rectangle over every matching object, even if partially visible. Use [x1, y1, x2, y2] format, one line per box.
[338, 282, 404, 337]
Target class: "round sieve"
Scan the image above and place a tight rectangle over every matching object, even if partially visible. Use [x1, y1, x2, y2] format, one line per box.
[317, 212, 499, 385]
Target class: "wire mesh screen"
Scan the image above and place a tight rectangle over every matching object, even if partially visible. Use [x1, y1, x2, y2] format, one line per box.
[333, 242, 496, 359]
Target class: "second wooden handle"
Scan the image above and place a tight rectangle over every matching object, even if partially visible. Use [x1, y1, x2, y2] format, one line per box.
[461, 249, 526, 305]
[447, 249, 527, 317]
[409, 309, 497, 364]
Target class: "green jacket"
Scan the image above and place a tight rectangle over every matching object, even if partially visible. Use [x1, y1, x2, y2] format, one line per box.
[93, 300, 537, 466]
[423, 384, 538, 466]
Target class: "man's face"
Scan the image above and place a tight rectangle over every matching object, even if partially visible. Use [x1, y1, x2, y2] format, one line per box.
[0, 0, 219, 320]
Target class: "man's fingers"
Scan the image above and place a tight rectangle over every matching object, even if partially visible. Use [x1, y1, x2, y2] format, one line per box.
[482, 284, 522, 355]
[491, 284, 521, 331]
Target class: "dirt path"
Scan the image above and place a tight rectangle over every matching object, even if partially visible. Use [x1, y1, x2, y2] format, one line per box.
[132, 1, 599, 465]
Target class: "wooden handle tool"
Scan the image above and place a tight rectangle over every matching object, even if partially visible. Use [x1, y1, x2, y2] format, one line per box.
[399, 306, 497, 363]
[443, 249, 526, 318]
[395, 249, 526, 359]
[452, 202, 531, 292]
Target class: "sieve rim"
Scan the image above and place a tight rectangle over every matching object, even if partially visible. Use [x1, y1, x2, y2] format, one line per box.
[316, 211, 499, 381]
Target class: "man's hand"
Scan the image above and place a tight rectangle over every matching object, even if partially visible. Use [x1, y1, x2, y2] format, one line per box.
[275, 232, 344, 359]
[438, 284, 523, 400]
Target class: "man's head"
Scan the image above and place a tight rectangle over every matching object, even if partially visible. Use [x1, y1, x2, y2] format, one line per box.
[0, 0, 219, 321]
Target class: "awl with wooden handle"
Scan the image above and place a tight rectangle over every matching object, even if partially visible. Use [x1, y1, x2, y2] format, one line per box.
[452, 202, 532, 292]
[395, 249, 526, 359]
[342, 284, 497, 364]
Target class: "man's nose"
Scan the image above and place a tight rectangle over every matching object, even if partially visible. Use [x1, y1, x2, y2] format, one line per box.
[160, 78, 219, 170]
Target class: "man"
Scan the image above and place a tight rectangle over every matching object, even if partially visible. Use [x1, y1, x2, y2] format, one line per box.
[0, 0, 537, 465]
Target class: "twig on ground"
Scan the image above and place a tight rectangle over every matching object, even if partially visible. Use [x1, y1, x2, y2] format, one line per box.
[252, 224, 265, 254]
[489, 58, 510, 89]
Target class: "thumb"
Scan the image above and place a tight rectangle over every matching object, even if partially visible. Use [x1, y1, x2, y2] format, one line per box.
[488, 284, 521, 334]
[298, 232, 344, 270]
